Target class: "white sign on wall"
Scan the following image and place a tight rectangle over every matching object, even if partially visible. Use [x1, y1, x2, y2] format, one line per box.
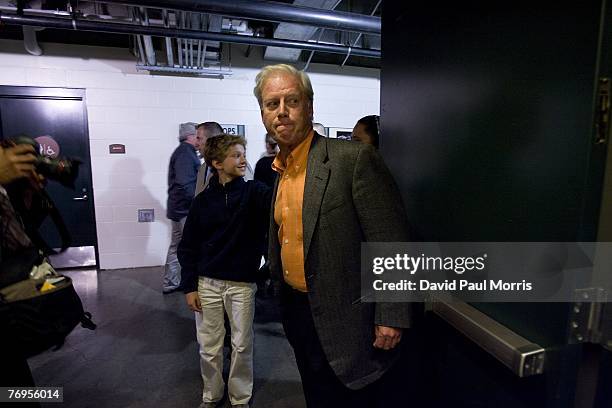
[221, 124, 245, 136]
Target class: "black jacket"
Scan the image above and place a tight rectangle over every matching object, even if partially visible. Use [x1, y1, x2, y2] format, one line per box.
[178, 176, 271, 293]
[166, 142, 200, 221]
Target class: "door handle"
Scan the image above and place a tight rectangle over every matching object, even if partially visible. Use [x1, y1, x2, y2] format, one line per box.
[430, 296, 546, 377]
[73, 188, 88, 201]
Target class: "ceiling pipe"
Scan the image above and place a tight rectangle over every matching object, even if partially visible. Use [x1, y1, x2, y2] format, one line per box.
[0, 13, 381, 58]
[98, 0, 381, 35]
[22, 26, 44, 55]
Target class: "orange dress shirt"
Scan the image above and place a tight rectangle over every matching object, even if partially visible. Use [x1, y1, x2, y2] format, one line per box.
[272, 130, 314, 292]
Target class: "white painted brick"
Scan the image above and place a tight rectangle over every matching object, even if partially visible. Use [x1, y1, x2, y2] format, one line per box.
[93, 188, 115, 206]
[101, 221, 150, 237]
[206, 77, 252, 95]
[322, 85, 380, 102]
[147, 75, 175, 91]
[113, 205, 138, 222]
[97, 237, 117, 254]
[313, 114, 357, 129]
[89, 140, 110, 157]
[138, 107, 175, 126]
[99, 253, 133, 270]
[25, 68, 67, 87]
[68, 70, 117, 89]
[0, 66, 27, 85]
[315, 99, 363, 119]
[87, 105, 140, 125]
[123, 73, 154, 90]
[87, 89, 159, 107]
[115, 236, 151, 254]
[191, 94, 221, 110]
[132, 188, 166, 207]
[0, 41, 40, 68]
[174, 76, 210, 93]
[95, 206, 114, 223]
[220, 94, 260, 112]
[157, 91, 192, 108]
[171, 108, 209, 124]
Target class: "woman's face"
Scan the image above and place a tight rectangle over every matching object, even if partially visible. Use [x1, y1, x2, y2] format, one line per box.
[352, 123, 373, 146]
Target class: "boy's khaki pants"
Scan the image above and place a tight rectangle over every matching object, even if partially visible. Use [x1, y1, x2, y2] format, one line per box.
[195, 276, 256, 406]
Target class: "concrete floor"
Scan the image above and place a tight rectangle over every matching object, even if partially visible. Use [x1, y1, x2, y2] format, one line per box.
[29, 267, 306, 408]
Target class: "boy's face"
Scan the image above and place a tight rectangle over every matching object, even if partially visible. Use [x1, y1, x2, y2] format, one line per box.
[213, 144, 247, 181]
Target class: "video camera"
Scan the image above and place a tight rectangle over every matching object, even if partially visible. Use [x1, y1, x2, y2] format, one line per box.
[3, 135, 81, 188]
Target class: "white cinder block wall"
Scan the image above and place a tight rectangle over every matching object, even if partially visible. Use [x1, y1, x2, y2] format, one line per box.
[0, 40, 380, 270]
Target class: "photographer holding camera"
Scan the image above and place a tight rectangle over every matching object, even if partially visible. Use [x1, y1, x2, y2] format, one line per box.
[0, 143, 40, 402]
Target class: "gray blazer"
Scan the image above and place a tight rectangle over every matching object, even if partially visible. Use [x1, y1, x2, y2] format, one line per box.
[269, 133, 413, 390]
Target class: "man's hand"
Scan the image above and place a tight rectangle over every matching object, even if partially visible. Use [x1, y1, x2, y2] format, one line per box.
[185, 291, 202, 312]
[373, 325, 402, 350]
[0, 144, 37, 186]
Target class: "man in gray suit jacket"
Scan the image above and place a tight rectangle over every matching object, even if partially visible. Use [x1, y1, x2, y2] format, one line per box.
[255, 64, 412, 407]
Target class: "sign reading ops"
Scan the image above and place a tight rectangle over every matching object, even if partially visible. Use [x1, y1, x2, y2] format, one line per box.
[220, 124, 245, 136]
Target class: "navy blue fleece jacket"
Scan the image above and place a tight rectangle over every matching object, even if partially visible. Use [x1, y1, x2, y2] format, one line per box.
[177, 176, 272, 293]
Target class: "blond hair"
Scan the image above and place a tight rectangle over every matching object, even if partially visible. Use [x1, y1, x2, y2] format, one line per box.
[204, 134, 246, 169]
[253, 64, 314, 108]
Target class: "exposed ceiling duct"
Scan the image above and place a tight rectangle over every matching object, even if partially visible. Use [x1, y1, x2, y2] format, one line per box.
[22, 26, 44, 55]
[0, 12, 381, 57]
[0, 0, 382, 73]
[97, 0, 381, 35]
[264, 0, 340, 62]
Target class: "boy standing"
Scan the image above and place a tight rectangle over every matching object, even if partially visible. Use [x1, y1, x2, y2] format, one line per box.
[178, 134, 271, 408]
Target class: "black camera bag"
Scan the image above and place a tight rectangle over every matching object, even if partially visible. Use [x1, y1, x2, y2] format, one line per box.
[0, 258, 96, 359]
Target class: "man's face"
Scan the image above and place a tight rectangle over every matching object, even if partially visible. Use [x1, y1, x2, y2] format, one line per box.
[260, 72, 313, 152]
[265, 135, 279, 155]
[196, 127, 207, 155]
[352, 123, 373, 146]
[185, 133, 201, 151]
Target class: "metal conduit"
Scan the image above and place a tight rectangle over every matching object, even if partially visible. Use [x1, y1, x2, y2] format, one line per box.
[99, 0, 381, 35]
[0, 13, 381, 58]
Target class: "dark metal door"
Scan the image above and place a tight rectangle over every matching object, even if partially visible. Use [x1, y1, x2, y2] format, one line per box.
[0, 86, 97, 268]
[381, 3, 610, 407]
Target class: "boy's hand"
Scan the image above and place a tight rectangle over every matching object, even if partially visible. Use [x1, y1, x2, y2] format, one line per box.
[185, 291, 202, 312]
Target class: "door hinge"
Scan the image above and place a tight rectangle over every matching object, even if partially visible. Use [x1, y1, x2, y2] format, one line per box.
[569, 288, 612, 350]
[595, 78, 611, 145]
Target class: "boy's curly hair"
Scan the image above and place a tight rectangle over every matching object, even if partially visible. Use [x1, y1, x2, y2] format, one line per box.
[204, 134, 247, 169]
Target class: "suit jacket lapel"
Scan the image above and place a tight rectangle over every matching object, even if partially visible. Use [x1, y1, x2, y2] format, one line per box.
[302, 134, 330, 262]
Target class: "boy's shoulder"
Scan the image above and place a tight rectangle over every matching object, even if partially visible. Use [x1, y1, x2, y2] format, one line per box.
[246, 179, 271, 193]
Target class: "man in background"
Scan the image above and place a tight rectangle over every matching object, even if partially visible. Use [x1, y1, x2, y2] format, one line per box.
[195, 122, 224, 196]
[163, 122, 200, 294]
[254, 133, 279, 188]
